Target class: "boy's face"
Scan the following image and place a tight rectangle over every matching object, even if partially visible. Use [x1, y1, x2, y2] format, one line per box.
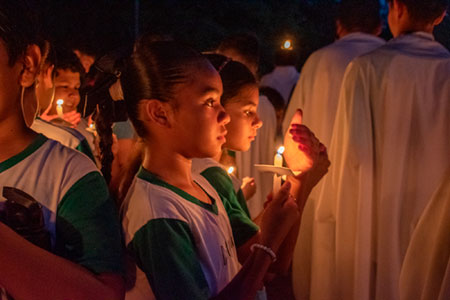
[223, 86, 262, 152]
[170, 62, 230, 158]
[49, 69, 80, 115]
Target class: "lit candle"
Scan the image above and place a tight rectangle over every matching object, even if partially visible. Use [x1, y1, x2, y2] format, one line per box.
[56, 99, 64, 118]
[281, 40, 293, 50]
[273, 146, 285, 194]
[227, 166, 235, 175]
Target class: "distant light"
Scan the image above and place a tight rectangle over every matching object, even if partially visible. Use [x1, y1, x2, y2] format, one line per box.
[56, 99, 64, 105]
[282, 40, 293, 50]
[277, 146, 285, 155]
[227, 166, 235, 174]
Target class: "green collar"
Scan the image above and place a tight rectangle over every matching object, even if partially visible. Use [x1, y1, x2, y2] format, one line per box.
[137, 166, 218, 215]
[0, 134, 48, 173]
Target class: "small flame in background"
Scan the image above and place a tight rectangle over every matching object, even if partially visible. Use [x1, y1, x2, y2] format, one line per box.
[56, 99, 64, 105]
[277, 146, 285, 155]
[282, 40, 293, 50]
[227, 166, 235, 175]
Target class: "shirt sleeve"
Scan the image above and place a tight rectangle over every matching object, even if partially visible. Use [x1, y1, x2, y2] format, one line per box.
[128, 218, 210, 300]
[56, 171, 124, 274]
[201, 167, 259, 248]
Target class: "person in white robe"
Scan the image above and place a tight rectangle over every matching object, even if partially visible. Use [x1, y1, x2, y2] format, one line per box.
[399, 168, 450, 300]
[260, 46, 299, 105]
[287, 1, 384, 299]
[315, 0, 450, 299]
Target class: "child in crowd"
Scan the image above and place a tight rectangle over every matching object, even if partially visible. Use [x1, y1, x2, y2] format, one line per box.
[120, 40, 329, 299]
[32, 45, 96, 161]
[0, 1, 124, 299]
[217, 33, 278, 217]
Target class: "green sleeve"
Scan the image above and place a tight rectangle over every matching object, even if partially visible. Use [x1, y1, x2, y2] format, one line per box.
[201, 167, 259, 248]
[56, 171, 123, 274]
[129, 219, 210, 300]
[75, 139, 96, 163]
[236, 188, 251, 218]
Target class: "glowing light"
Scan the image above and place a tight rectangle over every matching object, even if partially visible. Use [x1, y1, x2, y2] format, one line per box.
[283, 40, 291, 49]
[56, 99, 64, 118]
[277, 146, 285, 155]
[227, 166, 235, 175]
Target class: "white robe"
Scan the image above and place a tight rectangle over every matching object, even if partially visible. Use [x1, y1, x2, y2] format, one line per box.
[317, 32, 450, 300]
[287, 33, 385, 300]
[260, 65, 300, 104]
[399, 168, 450, 300]
[236, 95, 277, 217]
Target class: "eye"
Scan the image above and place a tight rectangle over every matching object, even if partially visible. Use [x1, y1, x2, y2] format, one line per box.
[244, 110, 255, 117]
[205, 98, 215, 107]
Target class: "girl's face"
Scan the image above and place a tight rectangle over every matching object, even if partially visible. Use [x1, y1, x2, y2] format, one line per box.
[171, 62, 230, 158]
[223, 85, 262, 152]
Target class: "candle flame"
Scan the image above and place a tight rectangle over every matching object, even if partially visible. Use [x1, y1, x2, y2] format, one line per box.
[283, 40, 292, 49]
[56, 99, 64, 106]
[227, 166, 235, 174]
[277, 146, 285, 155]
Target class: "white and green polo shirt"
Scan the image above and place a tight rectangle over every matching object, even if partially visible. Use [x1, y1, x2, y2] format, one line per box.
[192, 158, 256, 238]
[0, 134, 123, 275]
[31, 117, 96, 162]
[122, 167, 243, 299]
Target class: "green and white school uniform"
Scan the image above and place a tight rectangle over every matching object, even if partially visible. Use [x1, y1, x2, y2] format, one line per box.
[192, 158, 254, 230]
[122, 166, 258, 300]
[0, 134, 123, 276]
[31, 117, 95, 162]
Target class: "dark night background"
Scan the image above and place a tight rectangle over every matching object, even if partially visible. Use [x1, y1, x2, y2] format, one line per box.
[40, 0, 450, 75]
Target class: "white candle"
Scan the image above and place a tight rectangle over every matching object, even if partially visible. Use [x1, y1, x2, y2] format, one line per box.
[273, 146, 285, 194]
[56, 99, 64, 118]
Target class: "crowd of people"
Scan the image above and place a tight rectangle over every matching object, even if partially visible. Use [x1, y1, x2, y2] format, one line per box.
[0, 0, 448, 299]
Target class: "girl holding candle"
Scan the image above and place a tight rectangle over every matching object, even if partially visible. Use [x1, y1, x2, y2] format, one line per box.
[120, 42, 329, 299]
[193, 54, 330, 276]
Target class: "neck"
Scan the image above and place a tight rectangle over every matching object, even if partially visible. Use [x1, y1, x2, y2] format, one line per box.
[0, 112, 37, 162]
[396, 24, 434, 37]
[142, 141, 194, 189]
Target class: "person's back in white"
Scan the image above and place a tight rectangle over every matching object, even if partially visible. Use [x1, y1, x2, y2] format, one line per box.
[287, 1, 385, 299]
[399, 168, 450, 300]
[260, 65, 299, 105]
[315, 0, 450, 299]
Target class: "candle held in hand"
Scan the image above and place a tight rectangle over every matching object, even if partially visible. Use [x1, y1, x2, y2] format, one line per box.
[56, 99, 64, 118]
[273, 146, 285, 194]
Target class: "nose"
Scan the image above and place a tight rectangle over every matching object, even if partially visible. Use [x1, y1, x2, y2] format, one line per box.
[218, 104, 230, 125]
[253, 113, 263, 129]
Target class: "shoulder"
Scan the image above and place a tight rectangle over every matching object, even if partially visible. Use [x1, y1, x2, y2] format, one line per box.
[121, 178, 192, 245]
[32, 119, 86, 149]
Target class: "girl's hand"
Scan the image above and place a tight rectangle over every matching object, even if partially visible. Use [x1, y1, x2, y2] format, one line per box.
[241, 177, 256, 201]
[283, 109, 330, 193]
[260, 181, 299, 252]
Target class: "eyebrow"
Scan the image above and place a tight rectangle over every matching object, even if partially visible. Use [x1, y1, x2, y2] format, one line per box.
[201, 87, 221, 96]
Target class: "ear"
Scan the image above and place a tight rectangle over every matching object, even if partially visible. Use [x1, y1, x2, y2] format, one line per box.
[19, 44, 41, 88]
[433, 10, 447, 26]
[394, 0, 406, 19]
[141, 99, 173, 128]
